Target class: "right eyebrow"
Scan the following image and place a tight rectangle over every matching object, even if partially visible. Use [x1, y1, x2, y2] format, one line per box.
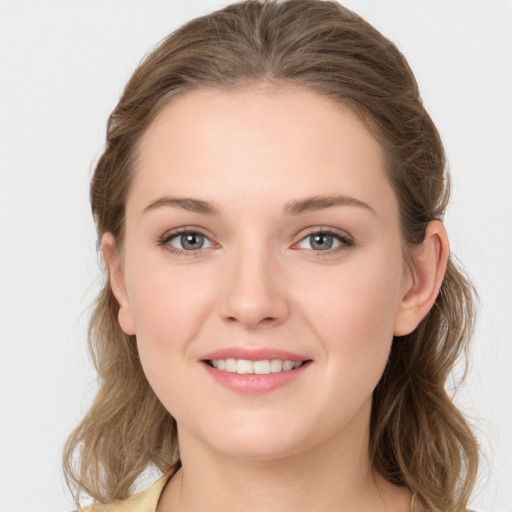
[284, 194, 376, 216]
[142, 196, 219, 215]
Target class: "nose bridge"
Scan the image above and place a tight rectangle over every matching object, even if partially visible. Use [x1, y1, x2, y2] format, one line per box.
[219, 235, 289, 328]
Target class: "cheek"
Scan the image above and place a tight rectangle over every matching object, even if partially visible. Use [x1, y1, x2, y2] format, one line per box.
[127, 266, 223, 427]
[300, 252, 404, 378]
[125, 258, 218, 380]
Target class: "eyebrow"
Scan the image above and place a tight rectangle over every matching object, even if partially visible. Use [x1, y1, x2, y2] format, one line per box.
[142, 194, 376, 216]
[283, 194, 376, 216]
[143, 196, 219, 215]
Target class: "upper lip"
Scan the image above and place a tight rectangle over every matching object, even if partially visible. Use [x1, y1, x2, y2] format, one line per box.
[200, 347, 310, 362]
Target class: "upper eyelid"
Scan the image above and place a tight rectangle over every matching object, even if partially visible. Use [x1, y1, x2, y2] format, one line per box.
[161, 226, 213, 240]
[297, 226, 353, 242]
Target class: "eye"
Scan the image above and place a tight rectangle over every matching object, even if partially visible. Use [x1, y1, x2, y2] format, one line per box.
[296, 230, 353, 252]
[160, 230, 214, 253]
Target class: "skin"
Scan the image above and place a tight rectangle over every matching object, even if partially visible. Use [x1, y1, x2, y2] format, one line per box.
[103, 85, 448, 511]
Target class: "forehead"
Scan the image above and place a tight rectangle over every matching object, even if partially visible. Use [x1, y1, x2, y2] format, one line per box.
[129, 86, 396, 218]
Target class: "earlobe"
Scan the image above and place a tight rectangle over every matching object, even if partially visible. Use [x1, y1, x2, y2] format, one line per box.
[101, 233, 136, 335]
[393, 221, 449, 336]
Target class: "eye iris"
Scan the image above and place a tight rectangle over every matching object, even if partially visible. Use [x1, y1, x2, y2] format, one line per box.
[311, 233, 333, 250]
[181, 233, 204, 250]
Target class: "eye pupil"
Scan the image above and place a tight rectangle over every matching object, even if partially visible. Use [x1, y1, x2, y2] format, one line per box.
[181, 233, 204, 250]
[311, 233, 333, 250]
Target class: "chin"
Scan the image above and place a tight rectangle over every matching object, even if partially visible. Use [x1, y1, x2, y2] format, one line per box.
[190, 417, 325, 462]
[213, 438, 309, 461]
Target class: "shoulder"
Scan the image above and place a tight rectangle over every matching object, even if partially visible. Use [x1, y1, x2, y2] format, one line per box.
[80, 474, 171, 512]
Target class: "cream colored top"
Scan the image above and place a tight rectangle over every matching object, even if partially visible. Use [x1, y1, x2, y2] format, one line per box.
[81, 475, 469, 512]
[82, 475, 171, 512]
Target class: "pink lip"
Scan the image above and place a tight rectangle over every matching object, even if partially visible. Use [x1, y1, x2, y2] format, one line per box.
[198, 347, 312, 395]
[201, 361, 311, 394]
[200, 347, 309, 362]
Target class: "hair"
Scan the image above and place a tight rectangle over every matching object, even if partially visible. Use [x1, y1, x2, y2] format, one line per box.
[63, 1, 479, 510]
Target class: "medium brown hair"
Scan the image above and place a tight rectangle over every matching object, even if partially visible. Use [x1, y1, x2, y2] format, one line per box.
[63, 1, 479, 510]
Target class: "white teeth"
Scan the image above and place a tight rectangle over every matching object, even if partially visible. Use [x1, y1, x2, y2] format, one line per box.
[225, 358, 237, 372]
[236, 359, 253, 374]
[282, 360, 294, 371]
[270, 359, 283, 373]
[253, 360, 271, 375]
[209, 358, 304, 374]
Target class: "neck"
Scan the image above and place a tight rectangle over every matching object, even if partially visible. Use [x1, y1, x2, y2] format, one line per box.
[158, 404, 410, 512]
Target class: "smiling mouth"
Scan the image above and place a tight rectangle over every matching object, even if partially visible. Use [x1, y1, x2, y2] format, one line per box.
[205, 358, 310, 374]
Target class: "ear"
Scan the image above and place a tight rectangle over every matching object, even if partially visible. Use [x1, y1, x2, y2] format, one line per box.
[393, 220, 449, 336]
[101, 232, 136, 335]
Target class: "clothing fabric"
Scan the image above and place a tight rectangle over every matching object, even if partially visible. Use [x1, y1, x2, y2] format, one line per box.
[81, 474, 171, 512]
[78, 475, 481, 512]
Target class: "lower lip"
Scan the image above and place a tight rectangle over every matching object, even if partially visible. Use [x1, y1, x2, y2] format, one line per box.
[201, 361, 311, 394]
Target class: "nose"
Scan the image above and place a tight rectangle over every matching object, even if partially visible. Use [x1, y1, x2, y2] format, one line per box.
[218, 246, 290, 329]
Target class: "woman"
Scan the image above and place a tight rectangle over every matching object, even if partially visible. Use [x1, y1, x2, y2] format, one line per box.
[63, 1, 479, 510]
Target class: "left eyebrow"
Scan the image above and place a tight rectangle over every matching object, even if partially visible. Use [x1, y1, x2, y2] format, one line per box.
[142, 196, 219, 215]
[283, 194, 376, 216]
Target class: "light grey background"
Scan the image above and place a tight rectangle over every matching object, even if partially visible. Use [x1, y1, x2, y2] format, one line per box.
[0, 1, 511, 511]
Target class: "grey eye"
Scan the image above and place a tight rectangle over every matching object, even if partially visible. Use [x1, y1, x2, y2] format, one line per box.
[170, 232, 212, 251]
[309, 233, 334, 250]
[296, 231, 347, 252]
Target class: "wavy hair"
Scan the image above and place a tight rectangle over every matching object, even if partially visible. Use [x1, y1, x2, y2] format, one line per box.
[63, 1, 479, 510]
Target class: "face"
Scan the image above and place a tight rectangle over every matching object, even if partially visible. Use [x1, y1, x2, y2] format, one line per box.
[106, 86, 415, 461]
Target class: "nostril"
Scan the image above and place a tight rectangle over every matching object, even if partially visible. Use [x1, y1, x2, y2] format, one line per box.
[224, 315, 278, 327]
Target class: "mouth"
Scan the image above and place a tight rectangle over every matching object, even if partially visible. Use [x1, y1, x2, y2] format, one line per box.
[199, 348, 312, 393]
[204, 358, 310, 374]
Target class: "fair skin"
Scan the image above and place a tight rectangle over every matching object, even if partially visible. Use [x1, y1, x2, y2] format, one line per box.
[103, 86, 448, 512]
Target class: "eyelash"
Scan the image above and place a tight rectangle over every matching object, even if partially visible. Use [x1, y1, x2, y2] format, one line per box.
[157, 227, 354, 257]
[296, 228, 355, 256]
[157, 228, 214, 257]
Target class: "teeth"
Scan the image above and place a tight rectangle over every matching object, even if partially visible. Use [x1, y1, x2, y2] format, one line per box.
[270, 359, 283, 373]
[237, 359, 253, 374]
[226, 358, 237, 372]
[208, 358, 304, 374]
[253, 360, 270, 375]
[282, 360, 294, 371]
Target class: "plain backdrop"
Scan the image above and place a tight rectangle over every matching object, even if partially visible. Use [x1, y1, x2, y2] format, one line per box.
[0, 1, 511, 511]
